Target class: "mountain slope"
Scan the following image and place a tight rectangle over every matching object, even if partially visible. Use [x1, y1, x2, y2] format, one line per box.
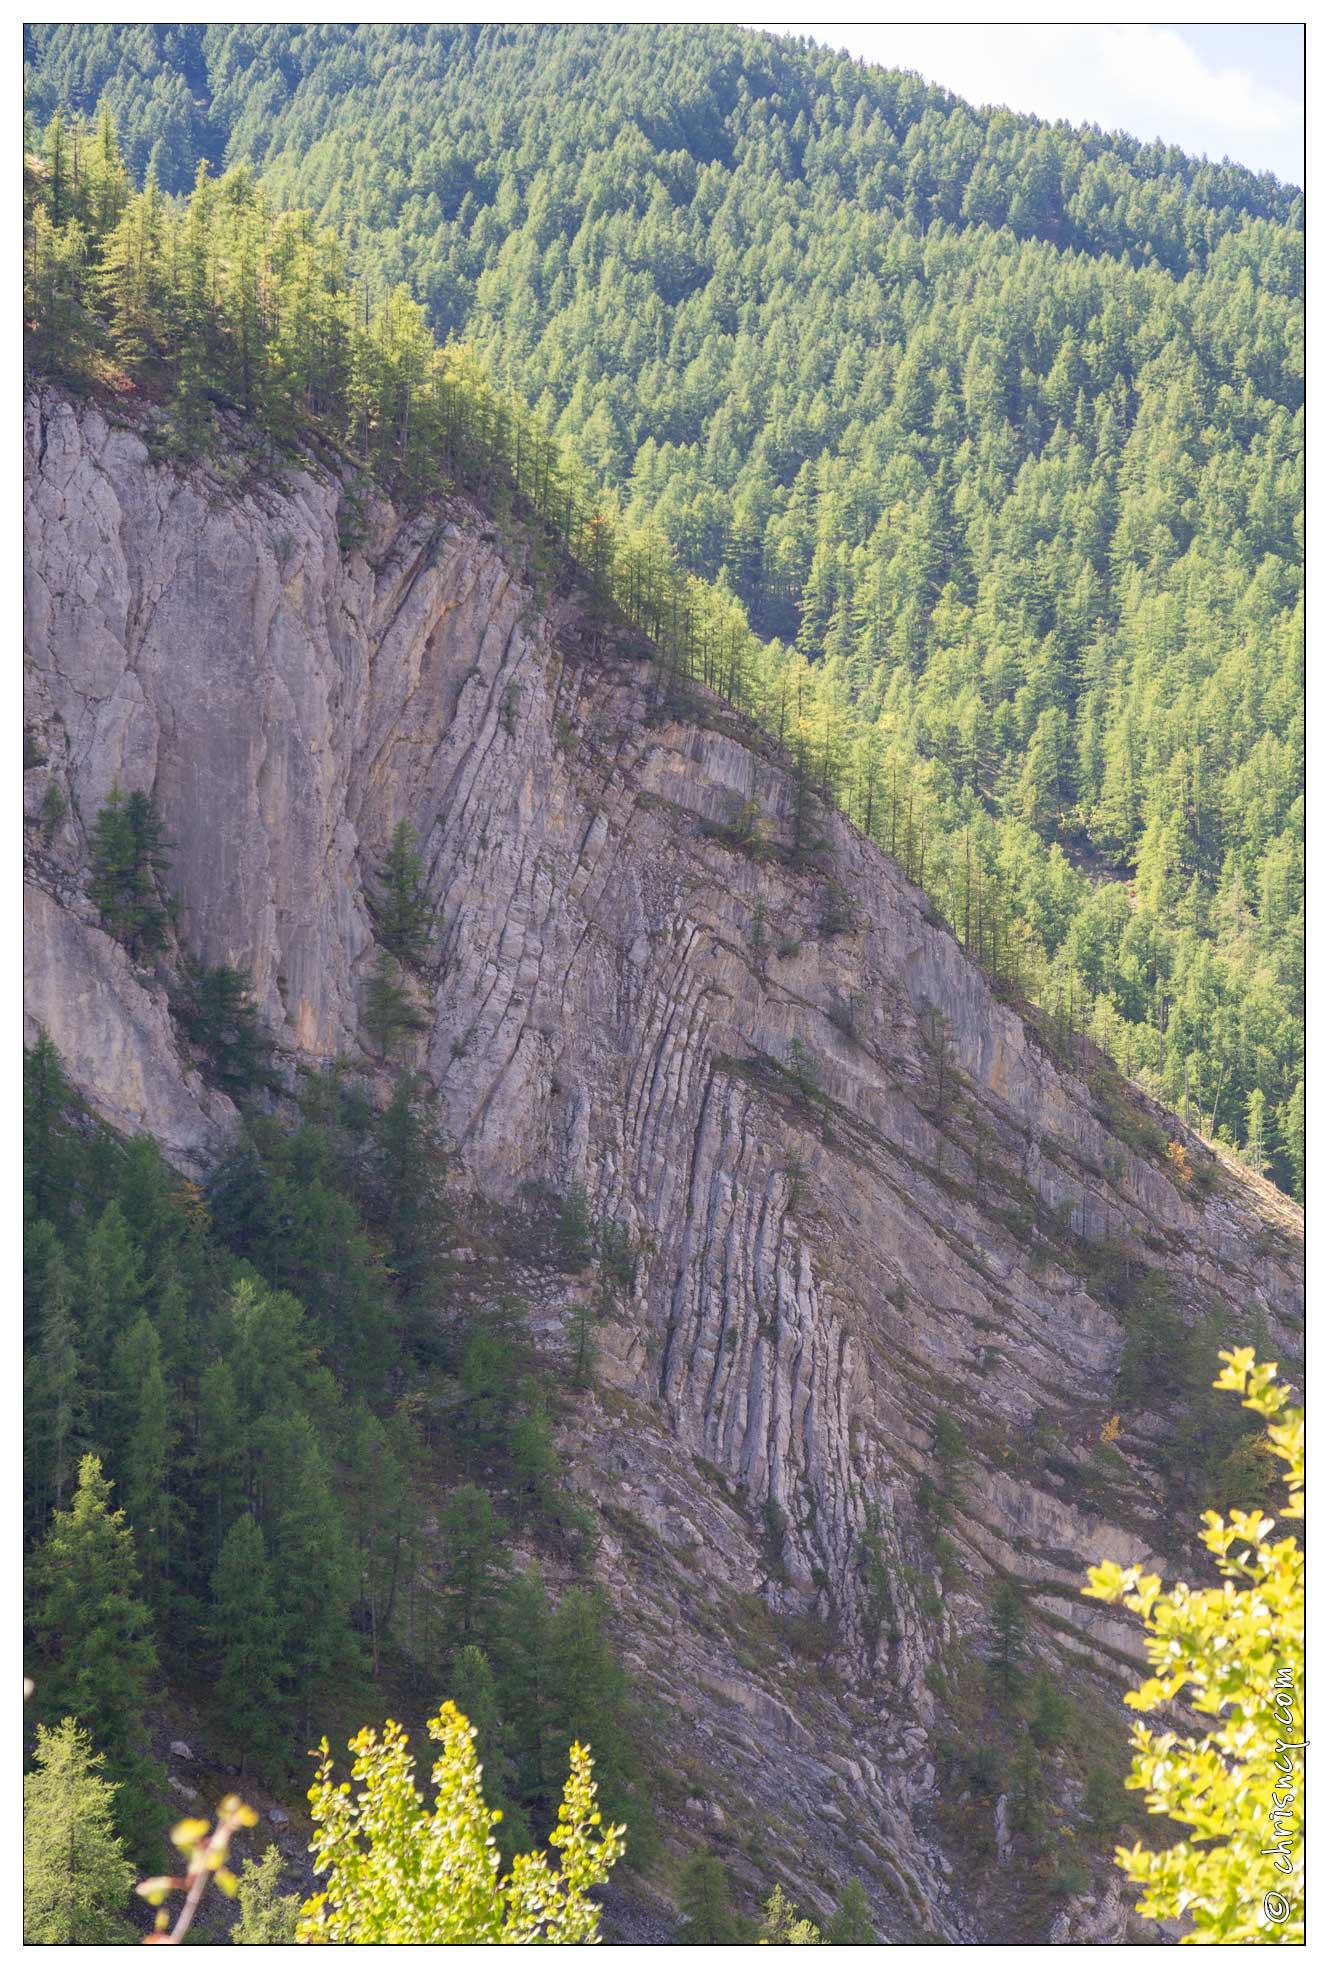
[22, 22, 1305, 1191]
[24, 385, 1303, 1941]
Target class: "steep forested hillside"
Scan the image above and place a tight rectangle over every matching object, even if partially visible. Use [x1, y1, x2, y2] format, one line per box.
[23, 23, 1305, 1194]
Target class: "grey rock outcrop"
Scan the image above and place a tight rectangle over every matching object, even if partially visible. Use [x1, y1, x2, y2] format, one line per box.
[24, 388, 1302, 1942]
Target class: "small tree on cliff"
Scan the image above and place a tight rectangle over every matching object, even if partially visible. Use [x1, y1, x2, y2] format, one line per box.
[678, 1853, 741, 1943]
[88, 783, 172, 954]
[364, 952, 428, 1056]
[986, 1579, 1028, 1700]
[371, 821, 432, 967]
[826, 1877, 876, 1945]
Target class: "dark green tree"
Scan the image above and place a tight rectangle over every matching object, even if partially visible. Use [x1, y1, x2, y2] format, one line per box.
[26, 1454, 161, 1851]
[986, 1579, 1029, 1700]
[364, 951, 428, 1057]
[437, 1483, 509, 1656]
[678, 1853, 741, 1943]
[209, 1514, 283, 1771]
[106, 1314, 173, 1600]
[178, 961, 274, 1095]
[826, 1877, 875, 1945]
[87, 783, 171, 953]
[371, 820, 432, 967]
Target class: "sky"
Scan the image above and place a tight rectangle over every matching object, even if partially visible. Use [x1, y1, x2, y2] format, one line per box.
[759, 23, 1304, 186]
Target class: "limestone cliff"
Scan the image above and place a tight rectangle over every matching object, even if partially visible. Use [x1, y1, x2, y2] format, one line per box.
[24, 388, 1303, 1942]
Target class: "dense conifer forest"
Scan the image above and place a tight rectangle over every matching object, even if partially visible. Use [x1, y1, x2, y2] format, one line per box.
[23, 22, 1304, 1197]
[24, 1025, 651, 1872]
[20, 24, 1307, 1945]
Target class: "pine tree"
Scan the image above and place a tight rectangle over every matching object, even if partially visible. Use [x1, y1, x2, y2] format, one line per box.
[437, 1483, 509, 1656]
[372, 1072, 442, 1311]
[78, 1200, 146, 1422]
[24, 1238, 86, 1535]
[678, 1853, 740, 1943]
[178, 962, 273, 1095]
[498, 1563, 553, 1810]
[23, 1031, 75, 1225]
[1008, 1735, 1048, 1847]
[88, 783, 171, 953]
[210, 1514, 283, 1770]
[346, 1408, 412, 1674]
[545, 1584, 642, 1840]
[23, 1719, 135, 1945]
[1083, 1759, 1123, 1836]
[450, 1643, 532, 1859]
[371, 820, 432, 966]
[1028, 1671, 1071, 1750]
[364, 951, 428, 1056]
[826, 1877, 875, 1945]
[556, 1181, 594, 1266]
[255, 1412, 359, 1738]
[27, 1454, 161, 1851]
[106, 1314, 173, 1599]
[233, 1847, 301, 1944]
[986, 1580, 1029, 1699]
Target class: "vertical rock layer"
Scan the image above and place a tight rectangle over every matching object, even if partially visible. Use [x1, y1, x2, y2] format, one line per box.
[25, 389, 1302, 1939]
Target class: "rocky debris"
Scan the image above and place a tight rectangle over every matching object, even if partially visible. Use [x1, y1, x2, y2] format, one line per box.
[24, 386, 1303, 1943]
[169, 1741, 195, 1762]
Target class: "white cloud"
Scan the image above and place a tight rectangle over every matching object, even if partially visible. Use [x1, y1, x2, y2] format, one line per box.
[758, 24, 1303, 183]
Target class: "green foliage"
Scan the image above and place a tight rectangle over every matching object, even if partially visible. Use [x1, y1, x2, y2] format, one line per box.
[762, 1494, 789, 1577]
[437, 1484, 510, 1654]
[565, 1295, 605, 1388]
[23, 50, 1305, 1187]
[24, 1231, 87, 1536]
[371, 821, 432, 968]
[1008, 1736, 1048, 1850]
[21, 1036, 643, 1875]
[232, 1847, 301, 1944]
[826, 1876, 875, 1945]
[210, 1515, 283, 1769]
[544, 1584, 646, 1846]
[986, 1579, 1028, 1701]
[678, 1852, 741, 1944]
[105, 1314, 172, 1597]
[449, 1645, 533, 1862]
[933, 1412, 968, 1469]
[1083, 1759, 1125, 1838]
[23, 1029, 78, 1225]
[39, 781, 66, 840]
[26, 1455, 162, 1854]
[23, 1718, 135, 1945]
[1115, 1267, 1188, 1406]
[784, 1037, 821, 1106]
[298, 1701, 624, 1943]
[87, 783, 171, 954]
[1028, 1672, 1072, 1751]
[176, 961, 274, 1096]
[364, 951, 428, 1057]
[1085, 1350, 1304, 1943]
[856, 1503, 894, 1653]
[760, 1883, 822, 1943]
[556, 1181, 594, 1267]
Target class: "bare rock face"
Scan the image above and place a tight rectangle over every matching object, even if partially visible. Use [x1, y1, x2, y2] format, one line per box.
[24, 388, 1303, 1941]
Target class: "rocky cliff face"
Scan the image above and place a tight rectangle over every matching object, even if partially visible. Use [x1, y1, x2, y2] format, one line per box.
[24, 388, 1303, 1942]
